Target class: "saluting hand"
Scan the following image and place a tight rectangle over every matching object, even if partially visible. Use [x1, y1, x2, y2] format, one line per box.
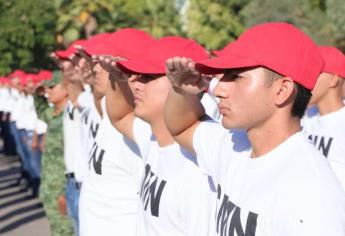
[92, 55, 129, 82]
[166, 57, 211, 95]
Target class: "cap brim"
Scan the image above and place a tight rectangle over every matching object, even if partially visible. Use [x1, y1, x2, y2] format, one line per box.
[55, 50, 71, 59]
[117, 59, 165, 75]
[84, 44, 110, 56]
[195, 54, 260, 74]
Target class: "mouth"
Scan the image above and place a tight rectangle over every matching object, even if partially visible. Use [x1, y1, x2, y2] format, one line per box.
[218, 104, 229, 115]
[133, 96, 142, 103]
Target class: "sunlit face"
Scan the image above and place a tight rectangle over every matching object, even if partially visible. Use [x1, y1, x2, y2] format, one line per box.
[93, 63, 109, 97]
[128, 74, 171, 123]
[213, 67, 275, 130]
[309, 72, 332, 106]
[47, 83, 68, 104]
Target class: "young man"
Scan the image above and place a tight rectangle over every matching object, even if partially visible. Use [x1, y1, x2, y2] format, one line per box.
[52, 45, 87, 235]
[102, 36, 216, 236]
[164, 22, 345, 235]
[77, 29, 150, 236]
[303, 46, 345, 190]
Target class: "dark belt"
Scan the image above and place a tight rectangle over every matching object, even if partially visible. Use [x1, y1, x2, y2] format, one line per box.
[65, 172, 75, 179]
[76, 182, 82, 190]
[65, 172, 82, 190]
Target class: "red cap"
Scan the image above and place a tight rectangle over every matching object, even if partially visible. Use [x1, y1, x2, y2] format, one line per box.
[196, 22, 324, 90]
[19, 75, 29, 86]
[106, 28, 156, 59]
[38, 70, 53, 81]
[117, 36, 209, 74]
[8, 70, 25, 80]
[211, 42, 235, 57]
[83, 33, 111, 56]
[55, 39, 88, 59]
[318, 46, 345, 79]
[23, 73, 38, 83]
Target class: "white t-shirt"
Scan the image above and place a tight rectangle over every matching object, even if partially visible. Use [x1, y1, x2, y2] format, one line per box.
[0, 88, 9, 112]
[201, 78, 221, 122]
[79, 100, 144, 236]
[78, 92, 102, 182]
[35, 119, 48, 135]
[63, 101, 84, 181]
[10, 90, 25, 122]
[133, 118, 216, 236]
[16, 95, 37, 131]
[301, 106, 319, 127]
[77, 89, 94, 111]
[302, 107, 345, 190]
[193, 120, 345, 236]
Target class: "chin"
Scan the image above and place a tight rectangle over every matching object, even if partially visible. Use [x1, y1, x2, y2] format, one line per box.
[221, 118, 243, 130]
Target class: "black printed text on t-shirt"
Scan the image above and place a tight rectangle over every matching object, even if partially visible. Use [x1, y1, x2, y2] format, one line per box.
[308, 135, 333, 157]
[216, 184, 258, 236]
[140, 164, 166, 217]
[88, 142, 105, 175]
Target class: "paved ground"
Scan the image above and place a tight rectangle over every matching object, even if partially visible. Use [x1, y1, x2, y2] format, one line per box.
[0, 155, 50, 236]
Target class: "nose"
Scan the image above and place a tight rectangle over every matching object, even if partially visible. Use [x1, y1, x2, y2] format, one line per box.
[213, 80, 227, 99]
[128, 75, 143, 91]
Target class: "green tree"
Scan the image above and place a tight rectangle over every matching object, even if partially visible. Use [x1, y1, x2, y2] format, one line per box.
[240, 0, 345, 49]
[184, 0, 249, 50]
[54, 0, 183, 46]
[0, 0, 57, 75]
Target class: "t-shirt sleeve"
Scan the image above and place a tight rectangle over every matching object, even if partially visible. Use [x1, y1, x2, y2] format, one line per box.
[77, 91, 93, 110]
[193, 120, 229, 177]
[132, 117, 153, 161]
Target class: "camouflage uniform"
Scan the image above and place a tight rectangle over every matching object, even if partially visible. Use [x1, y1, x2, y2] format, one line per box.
[39, 107, 74, 236]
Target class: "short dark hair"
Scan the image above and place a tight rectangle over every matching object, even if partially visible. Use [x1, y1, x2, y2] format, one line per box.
[291, 82, 312, 118]
[264, 68, 311, 119]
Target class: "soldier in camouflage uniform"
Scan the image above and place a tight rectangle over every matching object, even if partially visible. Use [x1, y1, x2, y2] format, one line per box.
[39, 74, 74, 236]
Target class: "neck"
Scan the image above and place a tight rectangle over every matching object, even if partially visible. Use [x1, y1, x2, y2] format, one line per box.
[67, 82, 84, 103]
[248, 114, 300, 158]
[93, 93, 104, 118]
[150, 117, 175, 147]
[53, 97, 68, 115]
[317, 93, 344, 115]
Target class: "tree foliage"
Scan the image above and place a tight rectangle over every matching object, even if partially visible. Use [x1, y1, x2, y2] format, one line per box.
[0, 0, 56, 75]
[241, 0, 345, 50]
[184, 0, 249, 50]
[2, 0, 345, 76]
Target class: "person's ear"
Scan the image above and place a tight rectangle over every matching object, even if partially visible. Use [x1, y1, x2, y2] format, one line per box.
[273, 77, 295, 106]
[329, 74, 341, 88]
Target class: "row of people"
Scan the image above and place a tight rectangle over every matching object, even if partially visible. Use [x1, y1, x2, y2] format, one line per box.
[2, 21, 345, 236]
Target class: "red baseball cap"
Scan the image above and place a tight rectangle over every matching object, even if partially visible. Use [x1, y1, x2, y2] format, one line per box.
[196, 22, 324, 90]
[38, 70, 53, 81]
[211, 42, 235, 57]
[55, 39, 88, 59]
[83, 33, 111, 56]
[117, 36, 209, 74]
[19, 75, 30, 86]
[106, 28, 156, 59]
[318, 46, 345, 79]
[8, 70, 25, 80]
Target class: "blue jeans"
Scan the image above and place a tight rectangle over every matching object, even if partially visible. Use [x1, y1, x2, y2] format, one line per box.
[66, 176, 81, 236]
[19, 129, 35, 179]
[30, 134, 43, 179]
[9, 122, 27, 172]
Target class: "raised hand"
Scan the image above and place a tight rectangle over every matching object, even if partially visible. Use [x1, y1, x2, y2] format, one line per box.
[93, 55, 129, 82]
[166, 57, 211, 94]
